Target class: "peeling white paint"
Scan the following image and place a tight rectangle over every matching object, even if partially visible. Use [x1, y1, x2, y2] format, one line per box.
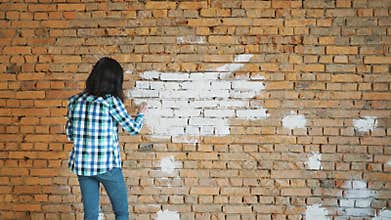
[128, 54, 268, 141]
[373, 209, 391, 220]
[282, 111, 307, 129]
[156, 210, 180, 220]
[305, 152, 322, 170]
[305, 204, 329, 220]
[353, 116, 377, 132]
[387, 160, 391, 166]
[160, 156, 176, 174]
[176, 36, 206, 44]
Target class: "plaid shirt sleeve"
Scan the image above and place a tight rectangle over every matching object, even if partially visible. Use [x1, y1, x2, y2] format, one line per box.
[65, 96, 76, 142]
[109, 96, 144, 135]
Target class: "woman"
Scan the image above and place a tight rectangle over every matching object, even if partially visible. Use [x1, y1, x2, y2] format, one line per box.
[66, 57, 147, 220]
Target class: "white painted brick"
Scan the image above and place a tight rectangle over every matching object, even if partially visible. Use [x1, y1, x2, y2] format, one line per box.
[160, 72, 189, 81]
[169, 127, 185, 135]
[342, 208, 374, 217]
[181, 80, 211, 90]
[165, 82, 181, 90]
[135, 81, 150, 89]
[344, 190, 377, 199]
[355, 199, 371, 208]
[236, 109, 269, 119]
[189, 72, 219, 80]
[149, 109, 173, 117]
[200, 126, 214, 135]
[132, 99, 161, 109]
[232, 80, 265, 91]
[189, 117, 224, 126]
[251, 73, 266, 80]
[185, 126, 200, 135]
[230, 90, 257, 99]
[211, 81, 231, 89]
[214, 126, 230, 135]
[162, 100, 189, 108]
[340, 199, 355, 207]
[190, 100, 219, 108]
[219, 100, 249, 107]
[149, 81, 165, 90]
[141, 70, 160, 80]
[177, 36, 206, 44]
[160, 90, 197, 99]
[204, 90, 230, 98]
[204, 109, 235, 117]
[352, 180, 366, 189]
[128, 89, 159, 98]
[160, 118, 188, 127]
[174, 109, 201, 117]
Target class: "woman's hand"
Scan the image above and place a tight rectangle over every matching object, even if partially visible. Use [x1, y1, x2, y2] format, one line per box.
[137, 102, 148, 114]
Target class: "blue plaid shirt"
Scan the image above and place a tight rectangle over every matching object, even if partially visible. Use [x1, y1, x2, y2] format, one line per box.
[66, 92, 144, 176]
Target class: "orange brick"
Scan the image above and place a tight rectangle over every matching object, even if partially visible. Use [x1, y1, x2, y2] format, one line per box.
[364, 56, 391, 64]
[57, 3, 85, 11]
[326, 46, 358, 54]
[16, 91, 45, 99]
[145, 1, 176, 9]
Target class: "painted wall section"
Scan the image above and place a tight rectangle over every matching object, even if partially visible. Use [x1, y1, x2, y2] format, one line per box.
[156, 210, 180, 220]
[128, 54, 268, 140]
[305, 204, 329, 220]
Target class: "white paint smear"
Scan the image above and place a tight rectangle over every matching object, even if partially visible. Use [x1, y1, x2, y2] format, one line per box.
[176, 36, 205, 44]
[128, 54, 268, 141]
[305, 152, 322, 170]
[282, 111, 307, 129]
[387, 160, 391, 166]
[373, 209, 391, 220]
[353, 116, 377, 132]
[156, 210, 180, 220]
[306, 204, 329, 220]
[160, 156, 176, 174]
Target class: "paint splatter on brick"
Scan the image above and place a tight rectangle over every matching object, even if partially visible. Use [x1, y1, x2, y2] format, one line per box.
[282, 111, 307, 129]
[353, 116, 377, 133]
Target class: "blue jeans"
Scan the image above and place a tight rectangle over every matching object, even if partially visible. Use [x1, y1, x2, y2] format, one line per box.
[78, 168, 129, 220]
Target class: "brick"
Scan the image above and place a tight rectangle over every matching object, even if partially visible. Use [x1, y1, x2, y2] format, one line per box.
[57, 4, 86, 11]
[326, 46, 358, 54]
[364, 56, 391, 64]
[242, 1, 271, 8]
[190, 187, 219, 195]
[145, 1, 177, 9]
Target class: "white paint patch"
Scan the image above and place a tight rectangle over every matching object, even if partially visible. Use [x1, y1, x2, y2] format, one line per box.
[353, 116, 377, 132]
[373, 209, 391, 220]
[339, 180, 378, 218]
[305, 152, 322, 170]
[387, 160, 391, 166]
[176, 36, 205, 44]
[305, 204, 329, 220]
[160, 156, 176, 174]
[128, 54, 268, 141]
[156, 210, 180, 220]
[282, 111, 307, 129]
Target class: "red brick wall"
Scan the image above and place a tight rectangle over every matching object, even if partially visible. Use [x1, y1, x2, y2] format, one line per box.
[1, 0, 390, 219]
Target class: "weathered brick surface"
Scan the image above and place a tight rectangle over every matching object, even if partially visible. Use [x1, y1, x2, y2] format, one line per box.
[0, 0, 390, 220]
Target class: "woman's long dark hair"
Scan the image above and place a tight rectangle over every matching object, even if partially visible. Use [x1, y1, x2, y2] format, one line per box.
[85, 57, 125, 101]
